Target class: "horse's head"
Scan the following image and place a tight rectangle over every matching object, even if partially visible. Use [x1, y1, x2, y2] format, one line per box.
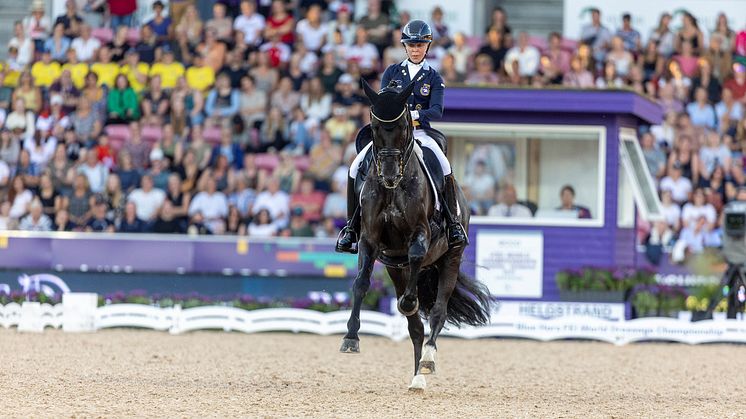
[362, 78, 416, 189]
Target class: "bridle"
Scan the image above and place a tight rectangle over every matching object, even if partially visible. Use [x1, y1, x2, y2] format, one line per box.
[370, 106, 414, 189]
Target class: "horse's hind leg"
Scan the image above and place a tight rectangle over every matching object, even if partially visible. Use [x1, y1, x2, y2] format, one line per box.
[340, 239, 377, 353]
[389, 267, 427, 391]
[419, 251, 460, 375]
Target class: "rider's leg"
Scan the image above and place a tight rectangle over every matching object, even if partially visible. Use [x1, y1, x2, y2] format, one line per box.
[413, 131, 468, 247]
[336, 142, 372, 254]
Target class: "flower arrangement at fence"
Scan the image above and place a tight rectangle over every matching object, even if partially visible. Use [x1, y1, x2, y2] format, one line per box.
[0, 271, 397, 314]
[631, 285, 688, 318]
[684, 283, 728, 313]
[555, 266, 657, 292]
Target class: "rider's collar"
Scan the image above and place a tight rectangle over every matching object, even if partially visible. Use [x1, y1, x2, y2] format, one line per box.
[400, 59, 430, 71]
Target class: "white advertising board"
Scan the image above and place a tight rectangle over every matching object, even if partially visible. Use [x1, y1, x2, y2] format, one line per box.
[476, 231, 544, 298]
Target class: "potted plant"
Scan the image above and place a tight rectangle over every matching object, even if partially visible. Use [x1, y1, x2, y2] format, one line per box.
[556, 266, 655, 302]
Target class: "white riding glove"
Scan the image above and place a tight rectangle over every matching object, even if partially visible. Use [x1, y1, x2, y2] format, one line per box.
[410, 110, 419, 121]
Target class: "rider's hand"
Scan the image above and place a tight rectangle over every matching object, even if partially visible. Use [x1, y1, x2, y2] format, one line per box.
[410, 110, 419, 121]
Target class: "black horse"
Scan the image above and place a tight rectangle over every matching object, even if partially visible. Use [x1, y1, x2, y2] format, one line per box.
[339, 80, 491, 391]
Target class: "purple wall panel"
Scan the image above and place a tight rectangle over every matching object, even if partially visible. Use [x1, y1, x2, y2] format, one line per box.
[50, 237, 193, 273]
[0, 236, 53, 269]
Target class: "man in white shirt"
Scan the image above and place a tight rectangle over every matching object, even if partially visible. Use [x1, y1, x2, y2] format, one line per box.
[659, 163, 692, 205]
[252, 176, 290, 228]
[77, 150, 108, 194]
[345, 27, 379, 73]
[70, 24, 101, 62]
[233, 0, 265, 46]
[188, 176, 229, 234]
[295, 4, 328, 52]
[503, 32, 540, 79]
[128, 175, 166, 220]
[488, 184, 533, 218]
[19, 199, 52, 232]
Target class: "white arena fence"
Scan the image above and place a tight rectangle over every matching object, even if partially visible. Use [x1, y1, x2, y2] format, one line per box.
[3, 293, 746, 345]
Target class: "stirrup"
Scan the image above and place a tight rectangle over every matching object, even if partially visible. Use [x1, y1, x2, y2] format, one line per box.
[335, 227, 359, 254]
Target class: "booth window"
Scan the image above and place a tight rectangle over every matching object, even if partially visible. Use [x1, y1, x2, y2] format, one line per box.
[618, 129, 663, 223]
[434, 123, 606, 226]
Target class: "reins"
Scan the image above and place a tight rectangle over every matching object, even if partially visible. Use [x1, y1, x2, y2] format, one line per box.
[370, 107, 414, 189]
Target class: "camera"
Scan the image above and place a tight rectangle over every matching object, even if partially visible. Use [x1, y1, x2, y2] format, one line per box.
[722, 201, 746, 265]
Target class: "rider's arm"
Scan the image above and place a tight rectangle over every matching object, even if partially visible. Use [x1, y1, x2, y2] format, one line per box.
[380, 65, 394, 90]
[417, 73, 444, 123]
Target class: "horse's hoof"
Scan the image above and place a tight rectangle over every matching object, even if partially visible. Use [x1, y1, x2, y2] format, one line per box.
[408, 374, 426, 392]
[339, 338, 360, 354]
[397, 296, 419, 316]
[418, 345, 436, 375]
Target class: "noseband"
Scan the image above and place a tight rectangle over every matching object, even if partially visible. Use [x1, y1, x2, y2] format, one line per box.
[370, 107, 414, 189]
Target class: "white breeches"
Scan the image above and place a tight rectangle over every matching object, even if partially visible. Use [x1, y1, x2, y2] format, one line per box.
[348, 131, 452, 178]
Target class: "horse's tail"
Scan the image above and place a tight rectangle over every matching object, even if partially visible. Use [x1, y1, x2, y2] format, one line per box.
[418, 269, 492, 327]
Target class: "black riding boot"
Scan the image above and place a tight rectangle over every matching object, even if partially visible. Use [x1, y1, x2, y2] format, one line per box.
[335, 177, 360, 254]
[442, 174, 469, 248]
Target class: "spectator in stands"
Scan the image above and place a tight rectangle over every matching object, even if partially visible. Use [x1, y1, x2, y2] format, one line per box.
[36, 172, 60, 217]
[659, 189, 681, 231]
[210, 126, 243, 171]
[85, 200, 115, 232]
[671, 215, 710, 263]
[68, 173, 92, 227]
[324, 104, 355, 145]
[55, 0, 83, 39]
[90, 47, 118, 88]
[562, 55, 594, 88]
[60, 51, 86, 92]
[146, 1, 172, 43]
[81, 72, 106, 119]
[157, 124, 182, 167]
[682, 187, 717, 229]
[238, 75, 266, 131]
[71, 24, 100, 63]
[0, 131, 19, 175]
[647, 13, 674, 58]
[282, 206, 313, 237]
[690, 58, 722, 105]
[486, 6, 512, 44]
[140, 75, 169, 126]
[9, 21, 34, 69]
[107, 74, 140, 124]
[150, 48, 186, 90]
[52, 208, 74, 231]
[699, 130, 732, 181]
[6, 98, 36, 141]
[8, 176, 33, 220]
[115, 152, 139, 193]
[189, 175, 228, 234]
[15, 149, 40, 189]
[118, 201, 147, 232]
[224, 205, 245, 235]
[503, 32, 540, 83]
[234, 0, 265, 48]
[296, 4, 327, 53]
[24, 1, 49, 52]
[724, 64, 746, 103]
[301, 77, 332, 122]
[165, 173, 190, 225]
[478, 28, 508, 75]
[463, 160, 495, 214]
[660, 162, 693, 205]
[327, 4, 355, 46]
[465, 54, 499, 86]
[687, 87, 717, 130]
[606, 36, 634, 79]
[711, 13, 735, 54]
[488, 184, 532, 217]
[152, 199, 184, 234]
[128, 174, 165, 222]
[69, 96, 101, 146]
[78, 148, 107, 194]
[306, 129, 341, 192]
[702, 37, 732, 83]
[24, 130, 55, 169]
[596, 61, 624, 89]
[346, 27, 380, 79]
[676, 12, 704, 55]
[716, 88, 743, 135]
[14, 72, 42, 114]
[250, 51, 280, 96]
[538, 32, 570, 85]
[253, 175, 290, 229]
[673, 41, 699, 79]
[19, 198, 52, 231]
[322, 178, 346, 227]
[30, 51, 60, 91]
[174, 4, 203, 49]
[108, 0, 137, 31]
[248, 208, 277, 237]
[290, 176, 325, 223]
[107, 26, 129, 62]
[0, 201, 17, 230]
[122, 122, 150, 170]
[641, 132, 667, 179]
[133, 25, 157, 65]
[613, 13, 639, 51]
[205, 2, 233, 42]
[101, 173, 125, 224]
[45, 23, 71, 63]
[205, 73, 240, 128]
[556, 185, 592, 219]
[657, 82, 685, 116]
[579, 8, 611, 69]
[172, 76, 204, 129]
[186, 125, 211, 170]
[147, 148, 171, 191]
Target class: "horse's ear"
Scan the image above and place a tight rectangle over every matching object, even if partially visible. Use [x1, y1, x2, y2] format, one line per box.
[361, 78, 378, 105]
[396, 81, 416, 104]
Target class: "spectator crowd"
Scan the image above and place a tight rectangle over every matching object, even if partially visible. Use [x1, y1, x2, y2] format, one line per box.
[1, 0, 746, 249]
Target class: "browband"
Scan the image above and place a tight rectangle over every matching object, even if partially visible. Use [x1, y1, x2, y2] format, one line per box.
[370, 107, 407, 123]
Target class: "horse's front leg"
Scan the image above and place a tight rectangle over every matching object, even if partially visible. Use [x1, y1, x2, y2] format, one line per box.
[398, 227, 428, 316]
[340, 239, 377, 353]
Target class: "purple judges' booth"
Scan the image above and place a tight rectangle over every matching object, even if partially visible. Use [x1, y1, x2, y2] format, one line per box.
[434, 88, 663, 303]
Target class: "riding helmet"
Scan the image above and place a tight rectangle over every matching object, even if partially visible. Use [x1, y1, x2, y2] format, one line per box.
[401, 20, 433, 44]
